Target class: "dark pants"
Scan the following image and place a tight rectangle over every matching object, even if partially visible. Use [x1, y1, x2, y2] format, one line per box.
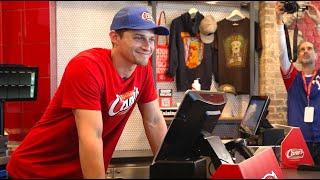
[307, 142, 320, 165]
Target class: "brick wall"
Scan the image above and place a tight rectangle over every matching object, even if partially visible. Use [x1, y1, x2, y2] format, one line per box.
[259, 1, 320, 125]
[259, 1, 287, 124]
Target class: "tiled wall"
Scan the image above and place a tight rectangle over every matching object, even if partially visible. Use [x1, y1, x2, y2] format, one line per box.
[0, 1, 51, 141]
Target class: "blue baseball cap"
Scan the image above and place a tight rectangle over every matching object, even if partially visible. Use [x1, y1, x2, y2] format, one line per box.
[110, 6, 169, 35]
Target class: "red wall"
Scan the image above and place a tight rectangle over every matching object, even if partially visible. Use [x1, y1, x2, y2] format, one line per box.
[0, 1, 51, 141]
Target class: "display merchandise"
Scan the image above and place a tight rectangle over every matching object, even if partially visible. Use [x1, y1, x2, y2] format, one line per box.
[156, 11, 173, 82]
[199, 14, 217, 44]
[167, 10, 217, 91]
[214, 16, 261, 94]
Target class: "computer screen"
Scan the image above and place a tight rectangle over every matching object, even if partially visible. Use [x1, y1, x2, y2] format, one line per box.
[0, 65, 38, 101]
[153, 90, 226, 162]
[240, 96, 270, 136]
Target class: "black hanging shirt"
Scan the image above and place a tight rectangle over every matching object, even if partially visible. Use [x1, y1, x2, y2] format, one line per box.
[167, 12, 217, 91]
[214, 18, 261, 94]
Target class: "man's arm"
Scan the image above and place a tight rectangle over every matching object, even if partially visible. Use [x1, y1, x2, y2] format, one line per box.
[275, 2, 291, 73]
[138, 99, 167, 155]
[306, 3, 320, 29]
[73, 109, 105, 179]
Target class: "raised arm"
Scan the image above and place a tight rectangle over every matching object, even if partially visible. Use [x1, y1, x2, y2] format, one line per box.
[306, 3, 320, 26]
[73, 109, 105, 179]
[275, 2, 291, 73]
[138, 99, 167, 155]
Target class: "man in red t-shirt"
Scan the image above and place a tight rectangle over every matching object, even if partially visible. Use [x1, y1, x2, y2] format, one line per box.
[7, 6, 169, 178]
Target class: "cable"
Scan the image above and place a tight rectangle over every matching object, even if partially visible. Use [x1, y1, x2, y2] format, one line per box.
[219, 158, 232, 164]
[208, 161, 213, 176]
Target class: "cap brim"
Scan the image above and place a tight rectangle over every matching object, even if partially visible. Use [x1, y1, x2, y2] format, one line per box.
[125, 23, 169, 35]
[200, 33, 214, 44]
[153, 25, 170, 35]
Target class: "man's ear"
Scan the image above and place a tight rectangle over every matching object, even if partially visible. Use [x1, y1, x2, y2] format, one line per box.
[109, 31, 119, 46]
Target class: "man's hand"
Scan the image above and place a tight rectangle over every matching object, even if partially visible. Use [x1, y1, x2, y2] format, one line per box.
[306, 3, 320, 25]
[275, 2, 285, 25]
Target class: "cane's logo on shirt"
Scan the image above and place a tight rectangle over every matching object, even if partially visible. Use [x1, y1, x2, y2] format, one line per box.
[108, 87, 140, 117]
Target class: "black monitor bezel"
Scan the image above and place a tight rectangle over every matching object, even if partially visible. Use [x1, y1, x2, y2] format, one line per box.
[0, 66, 38, 101]
[240, 96, 270, 136]
[153, 90, 226, 162]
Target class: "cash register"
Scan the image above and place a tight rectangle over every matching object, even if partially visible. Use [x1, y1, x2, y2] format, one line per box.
[150, 90, 227, 178]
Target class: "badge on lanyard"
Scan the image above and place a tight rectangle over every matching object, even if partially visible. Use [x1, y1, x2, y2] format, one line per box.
[302, 71, 317, 123]
[304, 106, 314, 123]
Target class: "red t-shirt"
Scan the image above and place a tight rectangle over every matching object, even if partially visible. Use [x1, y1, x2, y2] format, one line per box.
[7, 48, 157, 178]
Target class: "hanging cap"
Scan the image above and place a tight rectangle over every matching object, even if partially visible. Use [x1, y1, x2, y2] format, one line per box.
[199, 15, 217, 44]
[110, 6, 169, 35]
[218, 84, 236, 95]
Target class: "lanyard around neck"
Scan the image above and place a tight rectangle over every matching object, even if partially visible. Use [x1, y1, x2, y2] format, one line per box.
[302, 71, 317, 106]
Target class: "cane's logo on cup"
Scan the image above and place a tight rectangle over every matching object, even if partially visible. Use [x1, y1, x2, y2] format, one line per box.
[286, 148, 304, 159]
[262, 171, 278, 179]
[141, 12, 154, 23]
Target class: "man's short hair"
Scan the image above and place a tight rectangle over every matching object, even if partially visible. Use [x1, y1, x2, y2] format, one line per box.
[298, 40, 317, 52]
[115, 29, 129, 38]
